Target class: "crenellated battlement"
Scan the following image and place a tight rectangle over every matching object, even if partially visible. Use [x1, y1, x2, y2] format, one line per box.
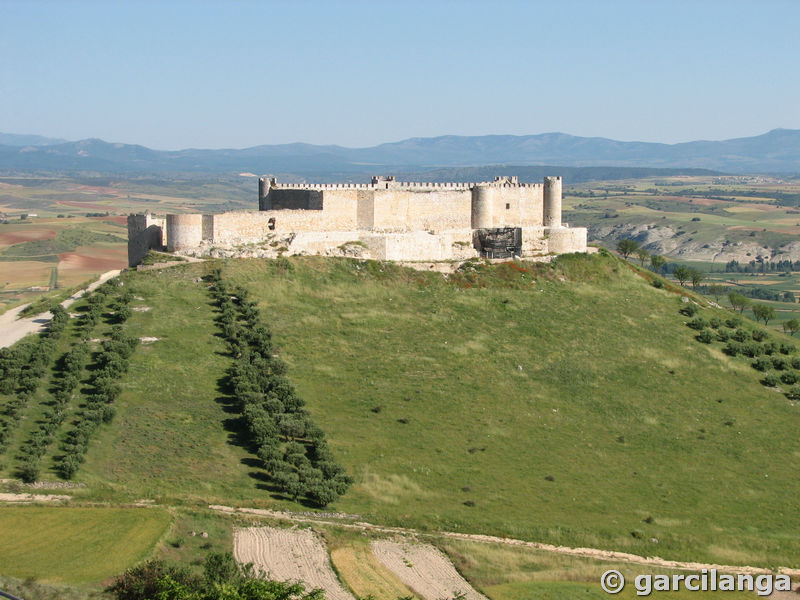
[265, 177, 542, 192]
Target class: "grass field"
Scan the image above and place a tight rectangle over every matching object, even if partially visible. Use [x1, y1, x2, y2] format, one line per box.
[2, 255, 781, 570]
[0, 506, 170, 584]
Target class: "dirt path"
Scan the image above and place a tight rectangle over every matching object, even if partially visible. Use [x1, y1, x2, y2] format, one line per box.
[211, 505, 800, 578]
[371, 539, 488, 600]
[233, 526, 354, 600]
[0, 269, 121, 348]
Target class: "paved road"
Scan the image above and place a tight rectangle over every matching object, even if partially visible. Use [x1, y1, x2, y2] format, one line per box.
[0, 269, 121, 349]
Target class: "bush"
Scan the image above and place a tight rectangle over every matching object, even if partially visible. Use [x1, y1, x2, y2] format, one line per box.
[716, 328, 730, 342]
[762, 341, 779, 356]
[751, 329, 769, 342]
[726, 316, 743, 329]
[742, 342, 763, 358]
[780, 343, 797, 355]
[651, 278, 664, 289]
[762, 373, 779, 387]
[709, 317, 722, 329]
[780, 371, 799, 385]
[732, 328, 750, 342]
[752, 357, 772, 372]
[724, 341, 744, 356]
[786, 385, 800, 400]
[679, 303, 699, 317]
[687, 317, 708, 330]
[791, 356, 800, 370]
[771, 356, 789, 371]
[696, 329, 714, 344]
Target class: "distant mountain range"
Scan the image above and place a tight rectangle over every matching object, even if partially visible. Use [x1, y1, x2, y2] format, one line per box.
[0, 129, 798, 175]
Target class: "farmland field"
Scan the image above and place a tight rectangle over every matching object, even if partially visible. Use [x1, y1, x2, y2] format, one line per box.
[0, 506, 170, 584]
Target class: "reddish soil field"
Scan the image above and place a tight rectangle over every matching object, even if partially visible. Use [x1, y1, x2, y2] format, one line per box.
[55, 200, 112, 210]
[58, 247, 127, 271]
[0, 229, 57, 246]
[88, 215, 128, 225]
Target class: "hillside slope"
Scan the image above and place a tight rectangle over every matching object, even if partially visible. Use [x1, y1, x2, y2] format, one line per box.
[3, 254, 798, 570]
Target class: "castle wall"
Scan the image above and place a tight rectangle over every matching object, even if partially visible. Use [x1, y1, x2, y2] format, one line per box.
[126, 214, 165, 267]
[371, 189, 472, 231]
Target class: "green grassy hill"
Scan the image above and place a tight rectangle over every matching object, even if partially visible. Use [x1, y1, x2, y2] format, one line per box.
[2, 253, 799, 585]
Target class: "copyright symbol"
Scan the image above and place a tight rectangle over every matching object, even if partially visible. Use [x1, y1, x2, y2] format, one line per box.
[601, 570, 625, 594]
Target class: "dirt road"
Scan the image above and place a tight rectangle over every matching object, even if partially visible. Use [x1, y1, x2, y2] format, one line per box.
[0, 269, 121, 349]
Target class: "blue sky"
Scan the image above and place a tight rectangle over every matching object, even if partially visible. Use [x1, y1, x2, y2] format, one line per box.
[1, 0, 798, 149]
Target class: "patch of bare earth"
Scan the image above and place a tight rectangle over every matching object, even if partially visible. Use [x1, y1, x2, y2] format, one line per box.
[0, 493, 70, 503]
[234, 526, 354, 600]
[371, 539, 487, 600]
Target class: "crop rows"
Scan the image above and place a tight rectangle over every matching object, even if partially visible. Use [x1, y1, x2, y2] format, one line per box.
[56, 288, 139, 479]
[206, 268, 352, 507]
[0, 305, 69, 455]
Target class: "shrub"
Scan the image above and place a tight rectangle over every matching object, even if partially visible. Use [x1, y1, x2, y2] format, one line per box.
[742, 343, 763, 358]
[687, 317, 708, 330]
[771, 356, 789, 371]
[709, 317, 722, 329]
[724, 341, 744, 356]
[732, 328, 749, 342]
[780, 343, 797, 355]
[726, 316, 743, 328]
[651, 278, 664, 289]
[761, 373, 779, 387]
[792, 356, 800, 370]
[716, 329, 730, 342]
[752, 357, 772, 372]
[787, 385, 800, 400]
[679, 303, 699, 317]
[751, 329, 769, 342]
[762, 341, 779, 356]
[696, 329, 714, 344]
[780, 371, 799, 385]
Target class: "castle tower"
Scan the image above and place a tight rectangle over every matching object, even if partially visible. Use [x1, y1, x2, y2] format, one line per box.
[258, 177, 270, 210]
[471, 184, 495, 228]
[166, 214, 203, 251]
[543, 176, 562, 228]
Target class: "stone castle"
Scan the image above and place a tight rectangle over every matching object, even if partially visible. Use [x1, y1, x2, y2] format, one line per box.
[127, 175, 586, 266]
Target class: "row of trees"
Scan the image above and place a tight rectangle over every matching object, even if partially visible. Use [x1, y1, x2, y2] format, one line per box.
[57, 289, 138, 479]
[682, 301, 800, 400]
[725, 259, 800, 274]
[207, 268, 352, 507]
[17, 342, 90, 482]
[0, 305, 69, 454]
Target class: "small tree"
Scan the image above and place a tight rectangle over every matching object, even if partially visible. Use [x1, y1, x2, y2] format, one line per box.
[708, 284, 725, 302]
[752, 303, 776, 325]
[616, 238, 639, 259]
[688, 268, 705, 289]
[728, 292, 750, 314]
[783, 318, 800, 336]
[674, 266, 691, 286]
[650, 254, 666, 273]
[635, 247, 650, 267]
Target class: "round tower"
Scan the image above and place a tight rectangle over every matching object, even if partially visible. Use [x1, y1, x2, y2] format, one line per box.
[166, 214, 203, 251]
[543, 176, 562, 228]
[471, 184, 495, 228]
[258, 177, 268, 210]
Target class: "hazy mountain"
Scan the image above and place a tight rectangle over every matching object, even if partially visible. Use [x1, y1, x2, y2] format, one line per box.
[0, 129, 797, 174]
[0, 133, 69, 146]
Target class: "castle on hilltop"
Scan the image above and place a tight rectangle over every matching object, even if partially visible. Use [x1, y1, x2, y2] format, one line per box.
[127, 175, 586, 266]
